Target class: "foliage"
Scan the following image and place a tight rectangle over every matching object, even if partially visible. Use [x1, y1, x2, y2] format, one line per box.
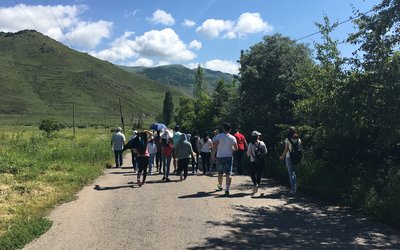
[39, 118, 61, 137]
[193, 65, 206, 98]
[162, 91, 174, 126]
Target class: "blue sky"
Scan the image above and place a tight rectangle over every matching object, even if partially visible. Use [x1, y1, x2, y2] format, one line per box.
[1, 0, 381, 74]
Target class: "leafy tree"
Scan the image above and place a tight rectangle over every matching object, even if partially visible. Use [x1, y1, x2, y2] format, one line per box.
[238, 34, 314, 147]
[193, 64, 206, 98]
[39, 118, 61, 137]
[162, 91, 174, 126]
[174, 96, 196, 131]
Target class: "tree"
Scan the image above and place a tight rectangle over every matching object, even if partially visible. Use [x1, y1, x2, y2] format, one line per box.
[238, 34, 314, 147]
[39, 118, 61, 137]
[193, 64, 206, 98]
[162, 91, 174, 126]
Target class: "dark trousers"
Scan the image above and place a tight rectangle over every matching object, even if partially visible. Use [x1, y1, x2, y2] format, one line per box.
[114, 150, 123, 167]
[177, 158, 190, 179]
[249, 160, 264, 186]
[191, 152, 199, 172]
[201, 152, 211, 173]
[234, 149, 245, 174]
[131, 150, 137, 170]
[155, 151, 162, 171]
[137, 157, 149, 182]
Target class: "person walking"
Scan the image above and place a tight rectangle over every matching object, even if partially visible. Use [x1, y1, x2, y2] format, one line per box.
[200, 132, 213, 175]
[136, 131, 150, 187]
[147, 137, 157, 175]
[232, 128, 248, 175]
[111, 127, 126, 168]
[154, 130, 163, 173]
[172, 125, 182, 174]
[174, 134, 196, 181]
[211, 123, 238, 196]
[211, 129, 219, 171]
[161, 138, 173, 182]
[190, 129, 200, 174]
[247, 131, 268, 196]
[129, 130, 138, 172]
[279, 127, 303, 195]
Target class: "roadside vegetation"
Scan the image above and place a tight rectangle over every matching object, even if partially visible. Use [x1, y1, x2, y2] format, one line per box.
[0, 126, 112, 249]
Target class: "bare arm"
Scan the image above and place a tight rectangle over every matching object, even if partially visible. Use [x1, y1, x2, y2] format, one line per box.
[279, 143, 289, 160]
[211, 140, 219, 162]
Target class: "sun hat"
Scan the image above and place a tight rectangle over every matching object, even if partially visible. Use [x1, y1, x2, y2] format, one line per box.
[251, 131, 261, 137]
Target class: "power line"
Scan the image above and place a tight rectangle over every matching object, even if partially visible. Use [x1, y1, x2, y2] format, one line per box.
[13, 0, 39, 31]
[295, 9, 374, 42]
[43, 0, 73, 48]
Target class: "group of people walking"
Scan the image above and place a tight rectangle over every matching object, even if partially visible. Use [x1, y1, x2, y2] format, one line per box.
[111, 123, 303, 196]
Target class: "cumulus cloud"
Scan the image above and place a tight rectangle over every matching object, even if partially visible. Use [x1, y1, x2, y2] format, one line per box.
[91, 28, 196, 65]
[196, 12, 272, 39]
[189, 40, 202, 50]
[127, 58, 155, 67]
[196, 19, 233, 38]
[147, 9, 175, 26]
[0, 4, 112, 49]
[182, 19, 196, 27]
[186, 60, 239, 75]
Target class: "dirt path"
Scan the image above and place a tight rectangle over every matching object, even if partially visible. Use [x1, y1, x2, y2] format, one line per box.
[24, 153, 400, 249]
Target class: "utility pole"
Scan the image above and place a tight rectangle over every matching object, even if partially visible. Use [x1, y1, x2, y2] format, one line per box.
[119, 98, 125, 133]
[72, 102, 76, 137]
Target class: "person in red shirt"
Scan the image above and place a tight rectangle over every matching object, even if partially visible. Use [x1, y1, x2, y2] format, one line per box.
[232, 129, 248, 175]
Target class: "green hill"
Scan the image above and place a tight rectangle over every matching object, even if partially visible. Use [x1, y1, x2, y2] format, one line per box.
[0, 30, 184, 125]
[119, 64, 235, 96]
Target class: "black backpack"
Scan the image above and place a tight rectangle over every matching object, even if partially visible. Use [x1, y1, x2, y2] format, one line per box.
[254, 142, 265, 161]
[288, 138, 303, 165]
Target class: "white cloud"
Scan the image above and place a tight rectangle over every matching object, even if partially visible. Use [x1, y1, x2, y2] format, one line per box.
[196, 12, 272, 39]
[196, 19, 233, 38]
[186, 60, 239, 75]
[91, 28, 196, 65]
[134, 28, 196, 61]
[148, 9, 175, 26]
[182, 19, 196, 27]
[189, 40, 202, 50]
[0, 4, 112, 49]
[128, 58, 154, 67]
[66, 20, 112, 49]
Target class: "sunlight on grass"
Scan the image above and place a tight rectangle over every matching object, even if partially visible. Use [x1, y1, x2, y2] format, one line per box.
[0, 126, 113, 249]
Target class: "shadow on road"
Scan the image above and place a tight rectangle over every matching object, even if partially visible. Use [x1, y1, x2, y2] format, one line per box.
[188, 185, 400, 249]
[178, 190, 219, 199]
[94, 184, 136, 191]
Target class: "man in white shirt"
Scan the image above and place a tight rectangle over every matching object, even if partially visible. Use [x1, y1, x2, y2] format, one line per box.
[211, 123, 238, 195]
[111, 127, 126, 168]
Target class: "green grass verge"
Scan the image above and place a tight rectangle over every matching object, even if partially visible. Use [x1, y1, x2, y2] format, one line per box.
[0, 127, 113, 249]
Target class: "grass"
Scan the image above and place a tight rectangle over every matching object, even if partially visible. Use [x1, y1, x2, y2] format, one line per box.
[0, 126, 113, 250]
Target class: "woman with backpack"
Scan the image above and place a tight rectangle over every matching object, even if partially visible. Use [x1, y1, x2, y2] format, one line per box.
[136, 131, 151, 187]
[247, 131, 267, 196]
[279, 126, 303, 195]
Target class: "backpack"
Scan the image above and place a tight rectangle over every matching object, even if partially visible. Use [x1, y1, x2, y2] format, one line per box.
[288, 138, 303, 165]
[254, 142, 265, 161]
[190, 135, 199, 153]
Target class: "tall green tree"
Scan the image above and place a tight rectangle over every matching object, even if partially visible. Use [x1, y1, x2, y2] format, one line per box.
[238, 34, 314, 147]
[162, 91, 174, 126]
[193, 64, 206, 98]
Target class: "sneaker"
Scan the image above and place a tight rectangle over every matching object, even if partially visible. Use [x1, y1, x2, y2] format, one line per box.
[251, 186, 257, 196]
[166, 178, 171, 182]
[217, 184, 223, 191]
[161, 177, 166, 181]
[254, 185, 259, 195]
[180, 174, 183, 181]
[225, 191, 229, 196]
[138, 180, 142, 187]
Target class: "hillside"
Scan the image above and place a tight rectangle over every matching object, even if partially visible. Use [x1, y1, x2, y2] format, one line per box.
[0, 30, 184, 125]
[119, 64, 235, 96]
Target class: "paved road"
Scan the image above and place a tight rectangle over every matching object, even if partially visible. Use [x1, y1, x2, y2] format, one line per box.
[24, 153, 400, 249]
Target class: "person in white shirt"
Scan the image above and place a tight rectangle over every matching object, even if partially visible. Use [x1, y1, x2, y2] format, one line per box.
[247, 131, 268, 196]
[200, 132, 213, 174]
[147, 137, 157, 174]
[211, 123, 238, 196]
[111, 127, 126, 168]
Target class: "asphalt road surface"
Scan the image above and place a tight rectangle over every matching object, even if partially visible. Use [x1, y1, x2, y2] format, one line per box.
[24, 153, 400, 250]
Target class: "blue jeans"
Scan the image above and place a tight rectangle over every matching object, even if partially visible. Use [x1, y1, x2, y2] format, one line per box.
[285, 157, 296, 193]
[162, 155, 172, 177]
[217, 157, 233, 175]
[149, 153, 155, 173]
[114, 150, 123, 167]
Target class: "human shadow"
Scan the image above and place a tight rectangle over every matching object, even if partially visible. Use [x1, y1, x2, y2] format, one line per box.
[214, 192, 251, 198]
[189, 200, 400, 249]
[178, 190, 219, 199]
[93, 184, 136, 191]
[108, 171, 134, 175]
[145, 179, 180, 184]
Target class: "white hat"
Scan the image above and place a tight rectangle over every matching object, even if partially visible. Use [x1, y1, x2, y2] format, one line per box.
[251, 131, 261, 137]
